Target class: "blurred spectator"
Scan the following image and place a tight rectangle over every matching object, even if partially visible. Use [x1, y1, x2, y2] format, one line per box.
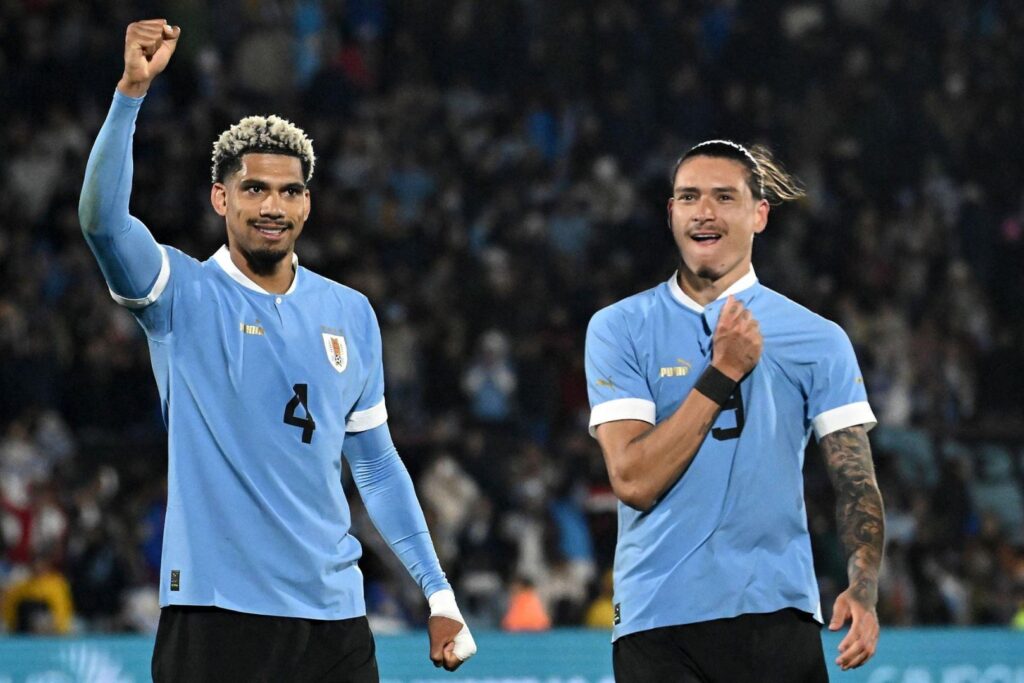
[584, 570, 615, 630]
[1, 556, 74, 635]
[501, 576, 551, 632]
[418, 452, 480, 567]
[462, 329, 518, 424]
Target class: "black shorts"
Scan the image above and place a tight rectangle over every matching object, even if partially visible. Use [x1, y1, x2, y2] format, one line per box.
[613, 608, 828, 683]
[152, 606, 379, 683]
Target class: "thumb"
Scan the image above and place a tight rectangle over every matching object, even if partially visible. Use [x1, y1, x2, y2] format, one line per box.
[712, 294, 735, 333]
[162, 24, 181, 50]
[451, 623, 477, 661]
[829, 598, 850, 631]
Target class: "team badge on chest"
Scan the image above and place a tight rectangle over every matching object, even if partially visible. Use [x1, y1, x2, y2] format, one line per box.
[322, 333, 348, 373]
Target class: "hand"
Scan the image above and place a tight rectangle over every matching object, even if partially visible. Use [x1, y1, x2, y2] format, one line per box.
[427, 589, 477, 671]
[428, 615, 471, 671]
[711, 295, 762, 380]
[118, 20, 181, 97]
[829, 588, 880, 670]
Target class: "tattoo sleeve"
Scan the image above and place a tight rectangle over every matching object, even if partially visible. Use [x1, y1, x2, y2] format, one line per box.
[819, 425, 885, 608]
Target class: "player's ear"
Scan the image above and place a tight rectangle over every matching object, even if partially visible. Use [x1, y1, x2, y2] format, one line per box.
[666, 197, 674, 231]
[211, 183, 227, 217]
[303, 189, 311, 222]
[754, 199, 769, 234]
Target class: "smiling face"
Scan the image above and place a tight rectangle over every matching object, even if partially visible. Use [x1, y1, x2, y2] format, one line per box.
[668, 154, 769, 287]
[210, 152, 310, 277]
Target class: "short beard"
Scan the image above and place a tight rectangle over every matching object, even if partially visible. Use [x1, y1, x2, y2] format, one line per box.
[695, 265, 721, 280]
[239, 245, 289, 276]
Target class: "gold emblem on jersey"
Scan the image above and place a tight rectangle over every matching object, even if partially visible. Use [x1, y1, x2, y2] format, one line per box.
[595, 378, 615, 389]
[659, 359, 692, 378]
[322, 333, 348, 373]
[240, 320, 265, 336]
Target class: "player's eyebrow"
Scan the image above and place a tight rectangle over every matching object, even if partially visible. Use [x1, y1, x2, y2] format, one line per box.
[239, 179, 306, 191]
[674, 185, 740, 194]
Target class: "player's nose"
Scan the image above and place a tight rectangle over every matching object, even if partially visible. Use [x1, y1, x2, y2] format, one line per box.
[259, 194, 285, 217]
[693, 196, 716, 220]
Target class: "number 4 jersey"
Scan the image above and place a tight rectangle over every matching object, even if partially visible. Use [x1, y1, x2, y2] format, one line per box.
[585, 270, 876, 641]
[120, 244, 389, 619]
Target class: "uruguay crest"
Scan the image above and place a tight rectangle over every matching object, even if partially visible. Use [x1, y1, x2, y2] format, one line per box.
[322, 333, 348, 373]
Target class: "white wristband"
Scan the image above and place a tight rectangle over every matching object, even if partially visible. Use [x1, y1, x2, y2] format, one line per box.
[428, 589, 477, 662]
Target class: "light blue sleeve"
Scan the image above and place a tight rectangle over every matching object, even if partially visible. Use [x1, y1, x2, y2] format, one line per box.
[345, 300, 388, 432]
[78, 91, 167, 306]
[806, 322, 877, 439]
[343, 422, 450, 599]
[585, 306, 656, 436]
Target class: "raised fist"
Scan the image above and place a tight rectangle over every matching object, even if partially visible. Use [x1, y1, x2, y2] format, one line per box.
[711, 295, 763, 381]
[118, 20, 180, 97]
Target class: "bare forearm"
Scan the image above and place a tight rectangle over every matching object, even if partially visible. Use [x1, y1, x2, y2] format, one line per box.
[606, 390, 722, 510]
[820, 426, 885, 606]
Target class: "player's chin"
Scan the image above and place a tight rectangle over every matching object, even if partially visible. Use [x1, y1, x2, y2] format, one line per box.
[694, 264, 725, 280]
[240, 243, 293, 276]
[681, 256, 724, 281]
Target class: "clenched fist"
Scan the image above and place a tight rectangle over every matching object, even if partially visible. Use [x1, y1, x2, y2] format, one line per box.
[711, 295, 763, 381]
[117, 20, 180, 97]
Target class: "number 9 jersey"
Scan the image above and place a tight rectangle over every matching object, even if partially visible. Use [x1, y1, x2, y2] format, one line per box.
[585, 270, 877, 641]
[120, 243, 389, 620]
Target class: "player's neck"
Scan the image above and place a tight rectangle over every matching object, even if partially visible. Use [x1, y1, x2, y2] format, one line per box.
[677, 261, 752, 306]
[230, 247, 296, 294]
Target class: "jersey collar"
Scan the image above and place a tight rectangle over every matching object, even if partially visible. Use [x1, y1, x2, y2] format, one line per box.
[667, 267, 758, 314]
[212, 245, 300, 295]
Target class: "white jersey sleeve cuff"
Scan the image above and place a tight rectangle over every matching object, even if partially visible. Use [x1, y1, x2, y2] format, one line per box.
[812, 401, 877, 440]
[589, 398, 656, 437]
[346, 399, 388, 433]
[109, 245, 170, 309]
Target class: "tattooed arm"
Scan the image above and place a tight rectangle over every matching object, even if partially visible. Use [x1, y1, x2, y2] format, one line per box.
[819, 425, 885, 670]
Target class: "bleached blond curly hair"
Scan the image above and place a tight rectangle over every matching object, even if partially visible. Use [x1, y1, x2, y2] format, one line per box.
[210, 115, 315, 184]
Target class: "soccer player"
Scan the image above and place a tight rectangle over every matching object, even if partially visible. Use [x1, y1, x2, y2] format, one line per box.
[585, 140, 885, 681]
[79, 20, 476, 681]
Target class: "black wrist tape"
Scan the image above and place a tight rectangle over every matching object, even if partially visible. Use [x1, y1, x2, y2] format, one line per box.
[694, 366, 737, 405]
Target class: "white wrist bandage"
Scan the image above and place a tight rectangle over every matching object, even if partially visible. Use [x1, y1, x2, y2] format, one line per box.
[428, 589, 477, 661]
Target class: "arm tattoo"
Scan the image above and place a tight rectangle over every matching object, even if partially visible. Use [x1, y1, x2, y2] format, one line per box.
[819, 425, 885, 608]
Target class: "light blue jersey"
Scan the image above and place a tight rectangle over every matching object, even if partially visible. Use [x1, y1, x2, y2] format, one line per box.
[586, 270, 876, 641]
[80, 92, 449, 620]
[136, 246, 395, 617]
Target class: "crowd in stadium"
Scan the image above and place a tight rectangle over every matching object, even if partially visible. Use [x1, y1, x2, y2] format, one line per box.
[2, 0, 1023, 635]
